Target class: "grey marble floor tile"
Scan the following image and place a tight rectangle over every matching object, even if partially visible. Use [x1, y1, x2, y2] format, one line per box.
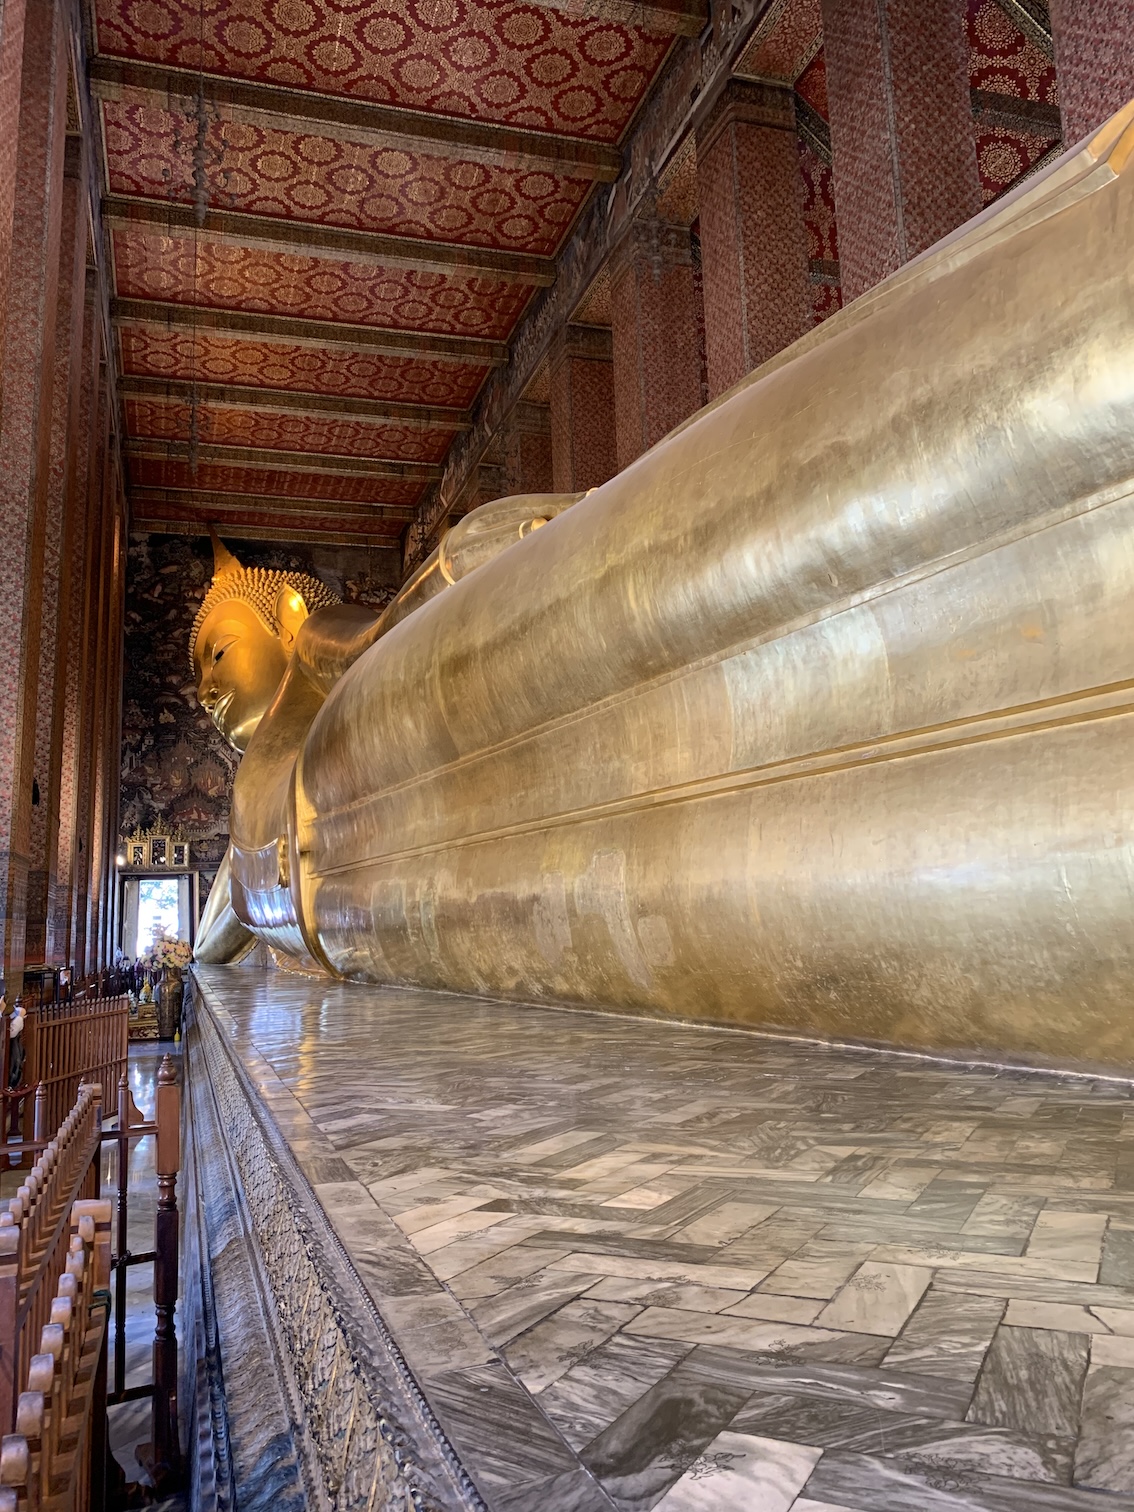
[1073, 1358, 1134, 1493]
[578, 1353, 757, 1512]
[802, 1450, 1134, 1511]
[759, 1242, 877, 1301]
[934, 1270, 1134, 1309]
[968, 1327, 1089, 1439]
[537, 1335, 694, 1451]
[723, 1294, 825, 1325]
[882, 1291, 1005, 1384]
[449, 1244, 574, 1301]
[1026, 1212, 1108, 1266]
[583, 1277, 747, 1312]
[670, 1200, 781, 1247]
[503, 1300, 639, 1393]
[1099, 1222, 1134, 1286]
[691, 1355, 976, 1419]
[653, 1430, 820, 1510]
[814, 1218, 1026, 1257]
[816, 1263, 931, 1337]
[622, 1307, 889, 1365]
[546, 1250, 770, 1291]
[468, 1273, 598, 1348]
[731, 1392, 1072, 1482]
[426, 1361, 579, 1492]
[490, 1465, 619, 1512]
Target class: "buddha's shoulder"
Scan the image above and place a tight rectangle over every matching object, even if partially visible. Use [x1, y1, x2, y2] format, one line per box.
[295, 602, 384, 691]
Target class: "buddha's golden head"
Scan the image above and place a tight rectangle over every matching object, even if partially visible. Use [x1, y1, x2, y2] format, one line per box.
[190, 531, 340, 752]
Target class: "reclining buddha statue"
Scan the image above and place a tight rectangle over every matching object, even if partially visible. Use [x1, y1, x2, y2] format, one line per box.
[194, 102, 1134, 1068]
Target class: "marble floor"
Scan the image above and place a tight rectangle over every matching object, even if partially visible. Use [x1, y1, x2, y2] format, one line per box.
[196, 966, 1134, 1512]
[103, 1042, 187, 1509]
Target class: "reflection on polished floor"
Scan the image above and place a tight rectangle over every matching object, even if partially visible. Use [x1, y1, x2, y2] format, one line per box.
[198, 967, 1134, 1512]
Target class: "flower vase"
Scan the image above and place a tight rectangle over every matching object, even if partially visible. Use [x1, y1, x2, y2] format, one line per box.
[157, 966, 183, 1040]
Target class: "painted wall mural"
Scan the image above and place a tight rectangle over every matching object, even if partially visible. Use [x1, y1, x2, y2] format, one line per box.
[119, 531, 397, 888]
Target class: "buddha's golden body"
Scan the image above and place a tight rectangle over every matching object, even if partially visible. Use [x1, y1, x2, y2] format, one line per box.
[196, 106, 1134, 1069]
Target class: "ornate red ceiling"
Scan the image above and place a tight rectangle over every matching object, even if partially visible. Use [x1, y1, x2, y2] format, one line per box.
[102, 100, 593, 254]
[129, 455, 426, 506]
[93, 0, 671, 141]
[118, 327, 489, 406]
[90, 0, 687, 543]
[123, 397, 458, 460]
[112, 232, 535, 335]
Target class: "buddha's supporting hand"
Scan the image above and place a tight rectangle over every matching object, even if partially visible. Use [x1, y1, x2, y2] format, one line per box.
[194, 847, 256, 964]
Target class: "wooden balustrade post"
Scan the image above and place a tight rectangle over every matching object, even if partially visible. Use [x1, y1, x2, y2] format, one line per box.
[150, 1054, 181, 1487]
[0, 1228, 18, 1435]
[31, 1086, 46, 1147]
[113, 1072, 129, 1399]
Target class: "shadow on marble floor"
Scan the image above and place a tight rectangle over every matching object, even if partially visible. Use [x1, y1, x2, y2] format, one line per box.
[197, 966, 1134, 1512]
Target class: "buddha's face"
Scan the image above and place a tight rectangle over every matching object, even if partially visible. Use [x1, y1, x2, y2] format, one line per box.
[193, 600, 290, 753]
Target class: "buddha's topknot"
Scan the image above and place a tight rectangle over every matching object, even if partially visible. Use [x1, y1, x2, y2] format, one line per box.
[188, 531, 341, 670]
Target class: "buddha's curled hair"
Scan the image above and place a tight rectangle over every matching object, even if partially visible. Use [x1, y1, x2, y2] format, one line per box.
[188, 531, 341, 670]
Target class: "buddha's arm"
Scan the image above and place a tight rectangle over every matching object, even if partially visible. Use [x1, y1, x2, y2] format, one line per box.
[194, 847, 256, 963]
[298, 492, 585, 693]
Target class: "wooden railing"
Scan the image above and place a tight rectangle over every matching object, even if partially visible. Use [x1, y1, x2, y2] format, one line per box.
[22, 1003, 128, 1148]
[1, 996, 127, 1168]
[0, 1083, 110, 1511]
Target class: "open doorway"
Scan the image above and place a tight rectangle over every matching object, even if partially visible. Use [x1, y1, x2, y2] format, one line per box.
[121, 875, 193, 959]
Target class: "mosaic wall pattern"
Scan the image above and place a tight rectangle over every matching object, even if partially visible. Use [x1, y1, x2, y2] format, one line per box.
[120, 532, 395, 871]
[799, 138, 842, 325]
[124, 396, 456, 461]
[794, 46, 828, 119]
[738, 0, 822, 81]
[103, 100, 592, 255]
[119, 326, 489, 406]
[112, 231, 535, 337]
[967, 0, 1062, 206]
[128, 455, 425, 507]
[92, 0, 672, 142]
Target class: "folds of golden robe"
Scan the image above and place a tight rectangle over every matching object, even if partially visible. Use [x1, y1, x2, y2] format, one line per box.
[294, 110, 1134, 1068]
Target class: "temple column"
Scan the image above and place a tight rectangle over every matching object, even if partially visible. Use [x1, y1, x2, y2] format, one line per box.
[27, 139, 90, 964]
[67, 362, 108, 973]
[820, 0, 982, 301]
[0, 0, 69, 985]
[696, 80, 811, 398]
[610, 215, 703, 470]
[1050, 0, 1134, 144]
[502, 401, 553, 497]
[548, 324, 616, 493]
[52, 274, 100, 962]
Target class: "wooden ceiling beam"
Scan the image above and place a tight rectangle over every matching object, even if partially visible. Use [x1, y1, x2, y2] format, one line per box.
[119, 375, 471, 430]
[130, 514, 403, 547]
[131, 486, 415, 521]
[524, 0, 705, 33]
[111, 298, 506, 366]
[90, 57, 622, 181]
[103, 195, 555, 284]
[124, 438, 442, 481]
